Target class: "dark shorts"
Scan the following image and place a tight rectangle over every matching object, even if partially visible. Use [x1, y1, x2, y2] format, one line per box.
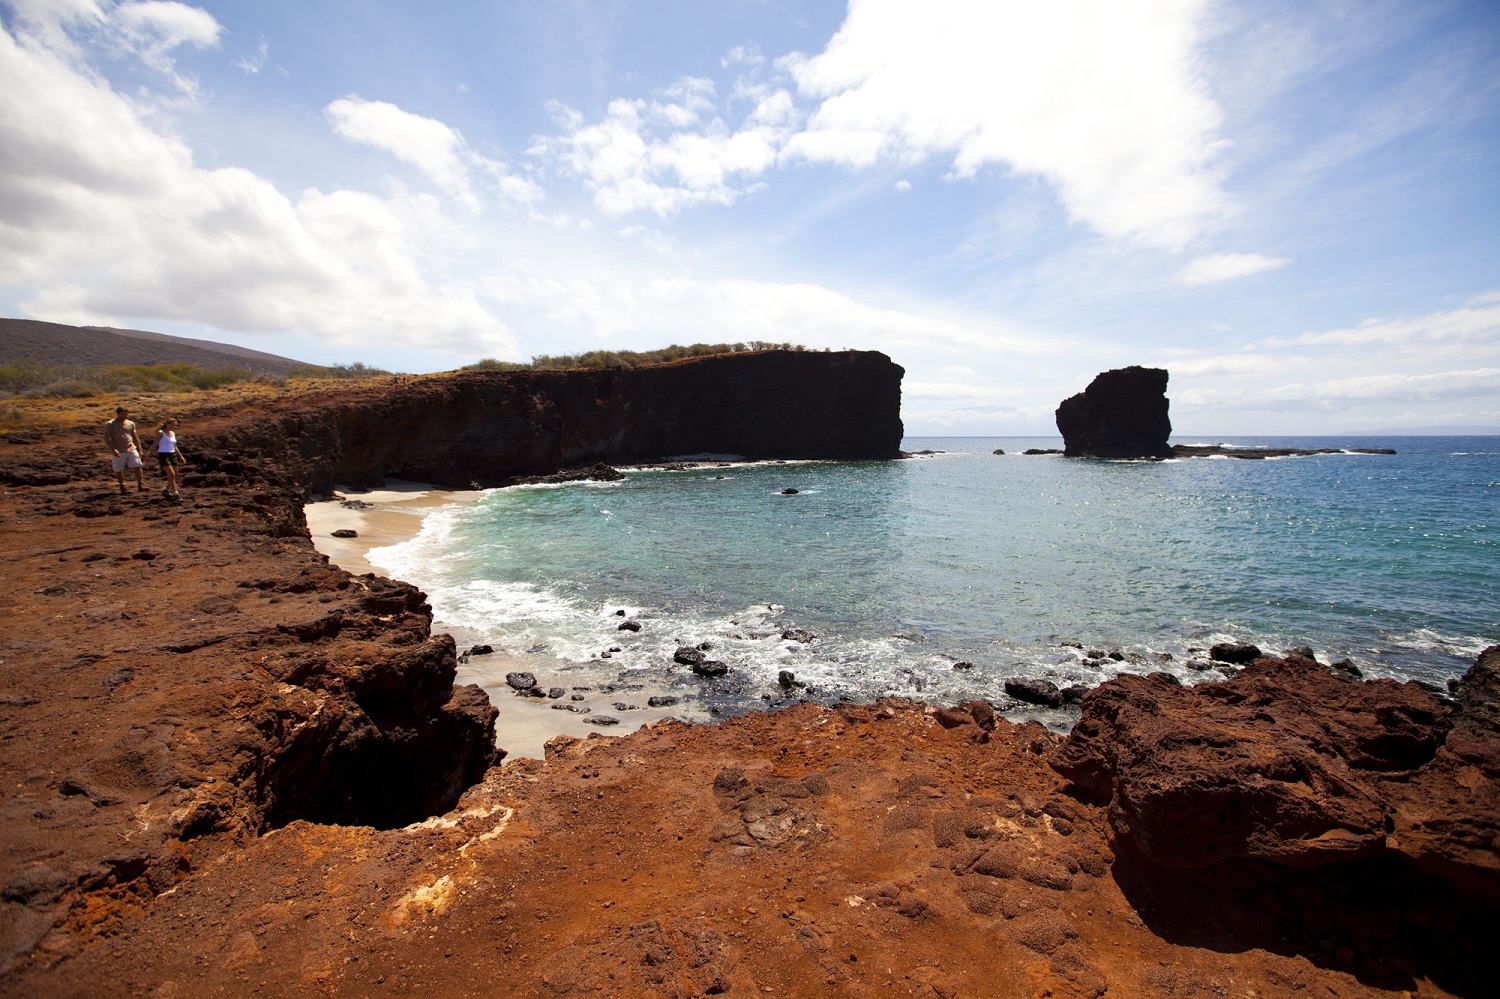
[157, 451, 182, 467]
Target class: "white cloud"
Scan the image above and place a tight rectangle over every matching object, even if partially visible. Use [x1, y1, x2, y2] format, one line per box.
[326, 97, 542, 209]
[1275, 293, 1500, 350]
[1179, 252, 1290, 285]
[1177, 368, 1500, 414]
[114, 1, 220, 56]
[0, 16, 518, 355]
[234, 36, 267, 75]
[782, 0, 1226, 250]
[532, 76, 800, 217]
[7, 0, 220, 93]
[1161, 297, 1500, 425]
[893, 179, 911, 192]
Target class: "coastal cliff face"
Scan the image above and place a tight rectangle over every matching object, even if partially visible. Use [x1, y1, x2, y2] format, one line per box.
[199, 349, 905, 492]
[1055, 366, 1174, 459]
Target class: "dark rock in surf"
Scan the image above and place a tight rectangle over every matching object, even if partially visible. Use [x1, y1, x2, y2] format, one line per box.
[647, 696, 678, 708]
[1055, 366, 1173, 459]
[674, 647, 706, 667]
[1005, 678, 1065, 709]
[1283, 646, 1317, 662]
[618, 619, 642, 632]
[781, 628, 816, 644]
[330, 529, 358, 539]
[505, 672, 537, 691]
[1328, 658, 1363, 681]
[691, 660, 730, 678]
[781, 488, 799, 495]
[469, 644, 494, 656]
[991, 449, 1005, 455]
[1210, 641, 1261, 665]
[1022, 448, 1063, 455]
[778, 670, 803, 690]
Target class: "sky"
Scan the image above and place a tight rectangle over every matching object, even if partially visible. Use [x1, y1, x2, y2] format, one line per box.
[1, 0, 1497, 434]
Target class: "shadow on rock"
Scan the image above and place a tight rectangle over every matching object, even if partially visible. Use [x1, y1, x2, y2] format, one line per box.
[1110, 837, 1493, 997]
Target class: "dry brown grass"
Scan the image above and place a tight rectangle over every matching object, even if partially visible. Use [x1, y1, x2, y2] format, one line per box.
[0, 376, 427, 434]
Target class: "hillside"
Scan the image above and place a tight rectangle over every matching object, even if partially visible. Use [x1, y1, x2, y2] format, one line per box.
[0, 318, 308, 376]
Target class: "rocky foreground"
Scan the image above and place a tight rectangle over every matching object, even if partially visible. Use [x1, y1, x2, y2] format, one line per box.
[1, 364, 1496, 997]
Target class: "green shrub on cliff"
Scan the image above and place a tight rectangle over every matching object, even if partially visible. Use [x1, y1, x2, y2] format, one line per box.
[286, 361, 392, 379]
[472, 342, 808, 373]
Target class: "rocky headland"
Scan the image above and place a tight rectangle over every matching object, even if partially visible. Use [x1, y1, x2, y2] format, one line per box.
[1, 349, 1493, 997]
[1056, 366, 1175, 459]
[1055, 367, 1398, 460]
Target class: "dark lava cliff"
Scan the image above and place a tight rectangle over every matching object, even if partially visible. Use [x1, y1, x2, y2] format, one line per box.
[218, 349, 906, 493]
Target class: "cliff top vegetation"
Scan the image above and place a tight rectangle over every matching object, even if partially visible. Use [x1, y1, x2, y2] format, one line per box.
[464, 341, 814, 372]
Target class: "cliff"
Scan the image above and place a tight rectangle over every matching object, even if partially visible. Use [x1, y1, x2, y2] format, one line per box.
[1055, 366, 1174, 459]
[192, 349, 906, 493]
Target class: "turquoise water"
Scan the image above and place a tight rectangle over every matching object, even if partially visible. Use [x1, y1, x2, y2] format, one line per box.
[370, 437, 1498, 713]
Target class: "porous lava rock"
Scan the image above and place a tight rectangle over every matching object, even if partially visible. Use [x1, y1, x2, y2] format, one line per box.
[1055, 366, 1173, 459]
[1050, 652, 1500, 900]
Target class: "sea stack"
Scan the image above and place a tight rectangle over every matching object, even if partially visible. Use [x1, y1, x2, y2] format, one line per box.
[1056, 366, 1174, 459]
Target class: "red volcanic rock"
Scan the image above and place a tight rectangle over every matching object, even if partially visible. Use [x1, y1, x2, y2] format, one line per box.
[1384, 644, 1500, 895]
[1055, 366, 1173, 459]
[1050, 654, 1499, 897]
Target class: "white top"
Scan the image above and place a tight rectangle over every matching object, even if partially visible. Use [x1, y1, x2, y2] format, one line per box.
[157, 430, 177, 453]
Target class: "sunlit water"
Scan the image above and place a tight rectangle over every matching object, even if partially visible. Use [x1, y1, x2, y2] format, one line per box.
[369, 437, 1498, 718]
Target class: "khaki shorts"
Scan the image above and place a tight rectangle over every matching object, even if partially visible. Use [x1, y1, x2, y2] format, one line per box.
[111, 451, 142, 472]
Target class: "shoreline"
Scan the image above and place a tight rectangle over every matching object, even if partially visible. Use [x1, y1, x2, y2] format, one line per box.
[305, 480, 706, 760]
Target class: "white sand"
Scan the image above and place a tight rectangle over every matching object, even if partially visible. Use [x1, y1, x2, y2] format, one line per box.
[306, 480, 696, 760]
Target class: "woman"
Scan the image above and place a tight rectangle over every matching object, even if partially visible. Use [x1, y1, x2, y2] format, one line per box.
[154, 418, 186, 501]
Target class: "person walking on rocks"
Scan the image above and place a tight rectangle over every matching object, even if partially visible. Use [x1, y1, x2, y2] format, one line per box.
[104, 405, 145, 495]
[154, 417, 186, 501]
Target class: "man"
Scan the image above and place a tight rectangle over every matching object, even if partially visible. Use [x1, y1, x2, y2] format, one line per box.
[104, 405, 145, 495]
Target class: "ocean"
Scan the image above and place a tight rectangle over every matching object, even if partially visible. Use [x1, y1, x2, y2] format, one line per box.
[368, 436, 1498, 724]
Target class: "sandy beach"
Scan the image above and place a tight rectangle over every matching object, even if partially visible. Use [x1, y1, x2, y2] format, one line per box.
[305, 480, 702, 759]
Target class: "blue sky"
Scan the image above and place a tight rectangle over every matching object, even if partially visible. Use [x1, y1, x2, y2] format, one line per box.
[1, 0, 1496, 433]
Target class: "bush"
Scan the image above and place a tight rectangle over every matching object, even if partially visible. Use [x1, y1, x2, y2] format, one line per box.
[521, 342, 807, 371]
[286, 362, 393, 380]
[464, 358, 527, 372]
